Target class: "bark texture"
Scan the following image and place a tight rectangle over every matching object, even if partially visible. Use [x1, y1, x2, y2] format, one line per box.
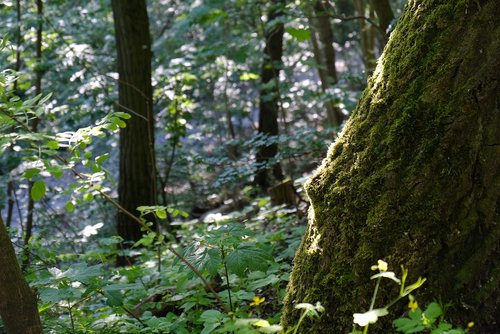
[255, 0, 285, 189]
[282, 0, 499, 332]
[0, 215, 43, 334]
[112, 0, 157, 263]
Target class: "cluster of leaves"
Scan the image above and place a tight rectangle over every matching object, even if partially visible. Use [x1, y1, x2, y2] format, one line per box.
[24, 196, 306, 334]
[350, 260, 473, 334]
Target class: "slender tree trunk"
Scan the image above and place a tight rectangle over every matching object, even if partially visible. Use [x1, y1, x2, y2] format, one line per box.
[23, 0, 43, 270]
[354, 0, 377, 74]
[6, 180, 14, 228]
[282, 0, 500, 332]
[309, 1, 345, 127]
[0, 214, 43, 334]
[6, 0, 23, 229]
[255, 0, 285, 189]
[371, 0, 394, 41]
[112, 0, 157, 265]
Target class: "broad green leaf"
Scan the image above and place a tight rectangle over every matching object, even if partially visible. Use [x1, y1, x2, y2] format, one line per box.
[25, 168, 40, 178]
[39, 287, 81, 303]
[65, 201, 75, 212]
[103, 287, 123, 307]
[45, 140, 59, 150]
[393, 317, 425, 333]
[83, 193, 93, 201]
[225, 245, 273, 276]
[424, 302, 442, 320]
[31, 180, 46, 201]
[200, 309, 224, 323]
[156, 209, 167, 219]
[286, 27, 311, 42]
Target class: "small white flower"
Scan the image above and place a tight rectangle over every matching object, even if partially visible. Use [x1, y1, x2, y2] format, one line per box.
[353, 308, 388, 326]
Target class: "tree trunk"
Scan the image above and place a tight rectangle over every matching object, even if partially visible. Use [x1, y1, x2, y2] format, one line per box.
[309, 1, 345, 127]
[282, 0, 500, 332]
[371, 0, 394, 41]
[255, 0, 285, 189]
[23, 0, 43, 270]
[112, 0, 157, 265]
[354, 0, 377, 74]
[0, 214, 43, 334]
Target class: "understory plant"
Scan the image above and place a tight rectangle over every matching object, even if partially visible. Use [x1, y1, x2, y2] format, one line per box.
[350, 260, 474, 334]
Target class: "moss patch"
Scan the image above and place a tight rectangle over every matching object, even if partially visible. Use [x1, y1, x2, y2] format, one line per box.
[281, 0, 500, 332]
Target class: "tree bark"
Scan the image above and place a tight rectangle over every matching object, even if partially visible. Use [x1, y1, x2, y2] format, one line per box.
[23, 0, 43, 270]
[255, 0, 285, 189]
[282, 0, 499, 332]
[0, 214, 43, 334]
[354, 0, 377, 74]
[112, 0, 157, 265]
[310, 1, 345, 127]
[371, 0, 394, 40]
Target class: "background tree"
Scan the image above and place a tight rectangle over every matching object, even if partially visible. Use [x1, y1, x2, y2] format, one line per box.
[112, 0, 157, 264]
[372, 0, 394, 42]
[255, 0, 286, 190]
[354, 0, 377, 74]
[282, 0, 499, 332]
[309, 0, 345, 127]
[22, 0, 43, 269]
[0, 214, 43, 334]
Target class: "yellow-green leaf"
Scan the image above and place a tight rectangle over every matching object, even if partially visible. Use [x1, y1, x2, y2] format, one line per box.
[31, 180, 46, 201]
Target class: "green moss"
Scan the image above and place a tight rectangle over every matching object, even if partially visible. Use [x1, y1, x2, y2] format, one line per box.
[281, 0, 500, 332]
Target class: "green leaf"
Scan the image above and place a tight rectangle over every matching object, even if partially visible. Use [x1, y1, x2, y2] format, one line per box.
[25, 168, 40, 179]
[286, 27, 311, 42]
[225, 245, 273, 276]
[95, 153, 109, 163]
[240, 72, 259, 81]
[114, 112, 131, 119]
[437, 323, 452, 330]
[424, 302, 442, 320]
[65, 201, 75, 212]
[393, 318, 424, 333]
[103, 287, 123, 307]
[247, 274, 280, 291]
[39, 287, 81, 303]
[156, 209, 167, 219]
[31, 180, 46, 201]
[38, 92, 53, 105]
[45, 140, 59, 150]
[83, 193, 93, 202]
[200, 309, 223, 323]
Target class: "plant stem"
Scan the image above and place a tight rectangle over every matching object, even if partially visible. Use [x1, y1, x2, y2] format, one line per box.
[369, 277, 381, 310]
[68, 302, 75, 334]
[362, 277, 382, 334]
[293, 310, 309, 334]
[221, 246, 233, 312]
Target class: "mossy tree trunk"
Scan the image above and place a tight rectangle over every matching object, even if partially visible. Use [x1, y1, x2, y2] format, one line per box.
[282, 0, 499, 332]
